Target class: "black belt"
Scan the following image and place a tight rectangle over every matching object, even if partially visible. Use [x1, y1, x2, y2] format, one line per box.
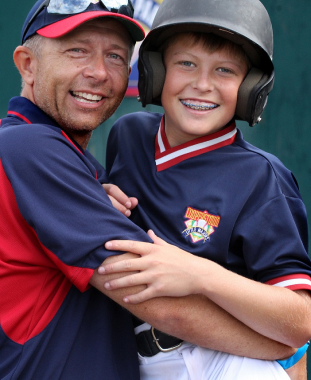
[136, 327, 183, 357]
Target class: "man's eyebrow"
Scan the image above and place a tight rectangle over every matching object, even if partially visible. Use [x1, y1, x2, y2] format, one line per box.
[66, 39, 128, 51]
[109, 43, 129, 51]
[69, 38, 92, 44]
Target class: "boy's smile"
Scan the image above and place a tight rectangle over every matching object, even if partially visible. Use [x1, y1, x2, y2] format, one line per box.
[180, 99, 219, 111]
[161, 34, 248, 147]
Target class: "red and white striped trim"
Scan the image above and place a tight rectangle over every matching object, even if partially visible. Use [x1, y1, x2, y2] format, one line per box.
[266, 274, 311, 291]
[155, 117, 237, 171]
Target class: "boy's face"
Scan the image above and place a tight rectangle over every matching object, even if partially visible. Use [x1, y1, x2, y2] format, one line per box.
[161, 35, 248, 147]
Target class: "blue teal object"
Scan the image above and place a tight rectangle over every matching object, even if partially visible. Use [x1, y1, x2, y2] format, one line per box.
[277, 341, 310, 370]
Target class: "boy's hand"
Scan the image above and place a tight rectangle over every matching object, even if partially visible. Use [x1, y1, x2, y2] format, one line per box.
[98, 230, 209, 303]
[102, 183, 138, 217]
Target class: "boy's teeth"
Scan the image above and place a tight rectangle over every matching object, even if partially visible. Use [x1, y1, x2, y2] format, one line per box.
[180, 100, 218, 110]
[72, 91, 103, 102]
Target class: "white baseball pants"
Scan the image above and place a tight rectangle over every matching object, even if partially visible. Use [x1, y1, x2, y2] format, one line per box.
[136, 326, 290, 380]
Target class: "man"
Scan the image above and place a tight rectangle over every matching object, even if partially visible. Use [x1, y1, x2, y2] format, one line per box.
[0, 1, 151, 379]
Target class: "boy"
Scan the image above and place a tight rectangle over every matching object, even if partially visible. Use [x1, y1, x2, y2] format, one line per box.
[100, 0, 311, 378]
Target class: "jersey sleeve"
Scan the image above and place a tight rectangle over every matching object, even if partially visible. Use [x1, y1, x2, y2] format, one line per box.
[0, 124, 151, 281]
[85, 149, 108, 183]
[232, 166, 311, 290]
[106, 121, 120, 176]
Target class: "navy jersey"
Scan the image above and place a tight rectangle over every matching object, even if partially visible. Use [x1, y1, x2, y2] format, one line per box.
[0, 97, 151, 380]
[107, 112, 311, 288]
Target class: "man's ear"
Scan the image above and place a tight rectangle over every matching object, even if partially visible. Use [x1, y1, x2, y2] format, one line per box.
[13, 46, 37, 86]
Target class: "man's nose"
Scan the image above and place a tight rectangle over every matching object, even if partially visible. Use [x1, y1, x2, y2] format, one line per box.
[83, 56, 109, 81]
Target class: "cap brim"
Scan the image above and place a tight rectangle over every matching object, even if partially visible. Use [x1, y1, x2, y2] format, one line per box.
[37, 11, 145, 42]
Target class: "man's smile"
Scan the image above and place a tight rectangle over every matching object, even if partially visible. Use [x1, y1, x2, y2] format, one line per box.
[71, 91, 104, 104]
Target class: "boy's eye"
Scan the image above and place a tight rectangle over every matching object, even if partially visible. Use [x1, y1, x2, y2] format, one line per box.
[218, 67, 234, 74]
[180, 61, 194, 67]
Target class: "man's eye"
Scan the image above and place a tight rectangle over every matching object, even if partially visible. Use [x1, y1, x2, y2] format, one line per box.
[69, 48, 83, 53]
[109, 54, 121, 60]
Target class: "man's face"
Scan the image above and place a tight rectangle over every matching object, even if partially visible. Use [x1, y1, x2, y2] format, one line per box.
[32, 18, 132, 142]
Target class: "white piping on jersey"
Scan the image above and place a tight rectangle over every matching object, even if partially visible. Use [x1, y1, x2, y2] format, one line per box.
[157, 122, 166, 153]
[272, 278, 311, 288]
[155, 126, 237, 166]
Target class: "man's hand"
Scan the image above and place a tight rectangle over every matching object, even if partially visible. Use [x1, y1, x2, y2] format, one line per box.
[102, 183, 138, 217]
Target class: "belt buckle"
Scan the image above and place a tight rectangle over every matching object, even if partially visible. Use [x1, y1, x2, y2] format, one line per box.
[151, 327, 182, 353]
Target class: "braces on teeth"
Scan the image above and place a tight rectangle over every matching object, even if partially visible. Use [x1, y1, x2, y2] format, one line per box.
[181, 100, 217, 110]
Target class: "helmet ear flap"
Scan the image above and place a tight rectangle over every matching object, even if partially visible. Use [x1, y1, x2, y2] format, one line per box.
[138, 51, 166, 107]
[236, 67, 274, 126]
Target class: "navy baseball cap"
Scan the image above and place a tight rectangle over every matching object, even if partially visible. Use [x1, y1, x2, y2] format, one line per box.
[21, 0, 145, 44]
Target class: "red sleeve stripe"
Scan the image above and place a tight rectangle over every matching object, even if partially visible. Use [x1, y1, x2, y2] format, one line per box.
[266, 274, 311, 290]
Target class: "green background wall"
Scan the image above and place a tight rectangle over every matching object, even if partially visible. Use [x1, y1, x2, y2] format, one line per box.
[1, 0, 311, 374]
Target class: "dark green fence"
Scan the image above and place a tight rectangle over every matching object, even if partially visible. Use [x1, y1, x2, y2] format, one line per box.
[1, 0, 311, 375]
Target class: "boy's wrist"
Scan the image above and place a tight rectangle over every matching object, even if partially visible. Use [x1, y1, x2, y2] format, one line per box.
[277, 341, 310, 370]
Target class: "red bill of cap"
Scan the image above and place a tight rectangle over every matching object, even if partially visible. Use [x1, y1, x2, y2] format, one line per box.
[37, 11, 145, 41]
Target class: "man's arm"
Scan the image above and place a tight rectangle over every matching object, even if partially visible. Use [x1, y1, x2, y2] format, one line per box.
[286, 354, 307, 380]
[90, 252, 296, 361]
[99, 235, 311, 348]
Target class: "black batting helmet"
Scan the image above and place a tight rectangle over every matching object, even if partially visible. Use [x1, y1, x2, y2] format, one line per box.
[138, 0, 274, 126]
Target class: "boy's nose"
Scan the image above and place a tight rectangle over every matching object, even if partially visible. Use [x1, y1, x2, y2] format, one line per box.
[193, 69, 214, 92]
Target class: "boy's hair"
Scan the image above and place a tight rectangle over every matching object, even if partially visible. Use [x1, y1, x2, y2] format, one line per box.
[160, 32, 251, 71]
[137, 0, 274, 127]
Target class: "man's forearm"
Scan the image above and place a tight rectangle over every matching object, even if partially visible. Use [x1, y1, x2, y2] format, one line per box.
[90, 254, 295, 360]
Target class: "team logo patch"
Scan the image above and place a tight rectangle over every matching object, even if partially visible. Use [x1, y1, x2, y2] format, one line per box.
[182, 207, 220, 243]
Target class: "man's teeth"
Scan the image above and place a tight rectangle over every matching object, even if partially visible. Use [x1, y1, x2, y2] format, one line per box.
[72, 91, 103, 103]
[180, 100, 218, 110]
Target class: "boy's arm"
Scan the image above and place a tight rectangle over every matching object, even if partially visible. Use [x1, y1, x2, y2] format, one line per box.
[102, 183, 138, 217]
[90, 252, 296, 361]
[99, 235, 311, 349]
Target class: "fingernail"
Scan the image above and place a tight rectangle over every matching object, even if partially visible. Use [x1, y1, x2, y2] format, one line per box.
[104, 282, 111, 289]
[98, 266, 105, 274]
[105, 242, 112, 248]
[123, 297, 129, 303]
[125, 201, 131, 208]
[125, 210, 131, 217]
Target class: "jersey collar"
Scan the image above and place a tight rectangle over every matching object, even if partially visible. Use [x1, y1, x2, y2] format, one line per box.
[4, 97, 84, 155]
[6, 96, 59, 127]
[155, 116, 237, 171]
